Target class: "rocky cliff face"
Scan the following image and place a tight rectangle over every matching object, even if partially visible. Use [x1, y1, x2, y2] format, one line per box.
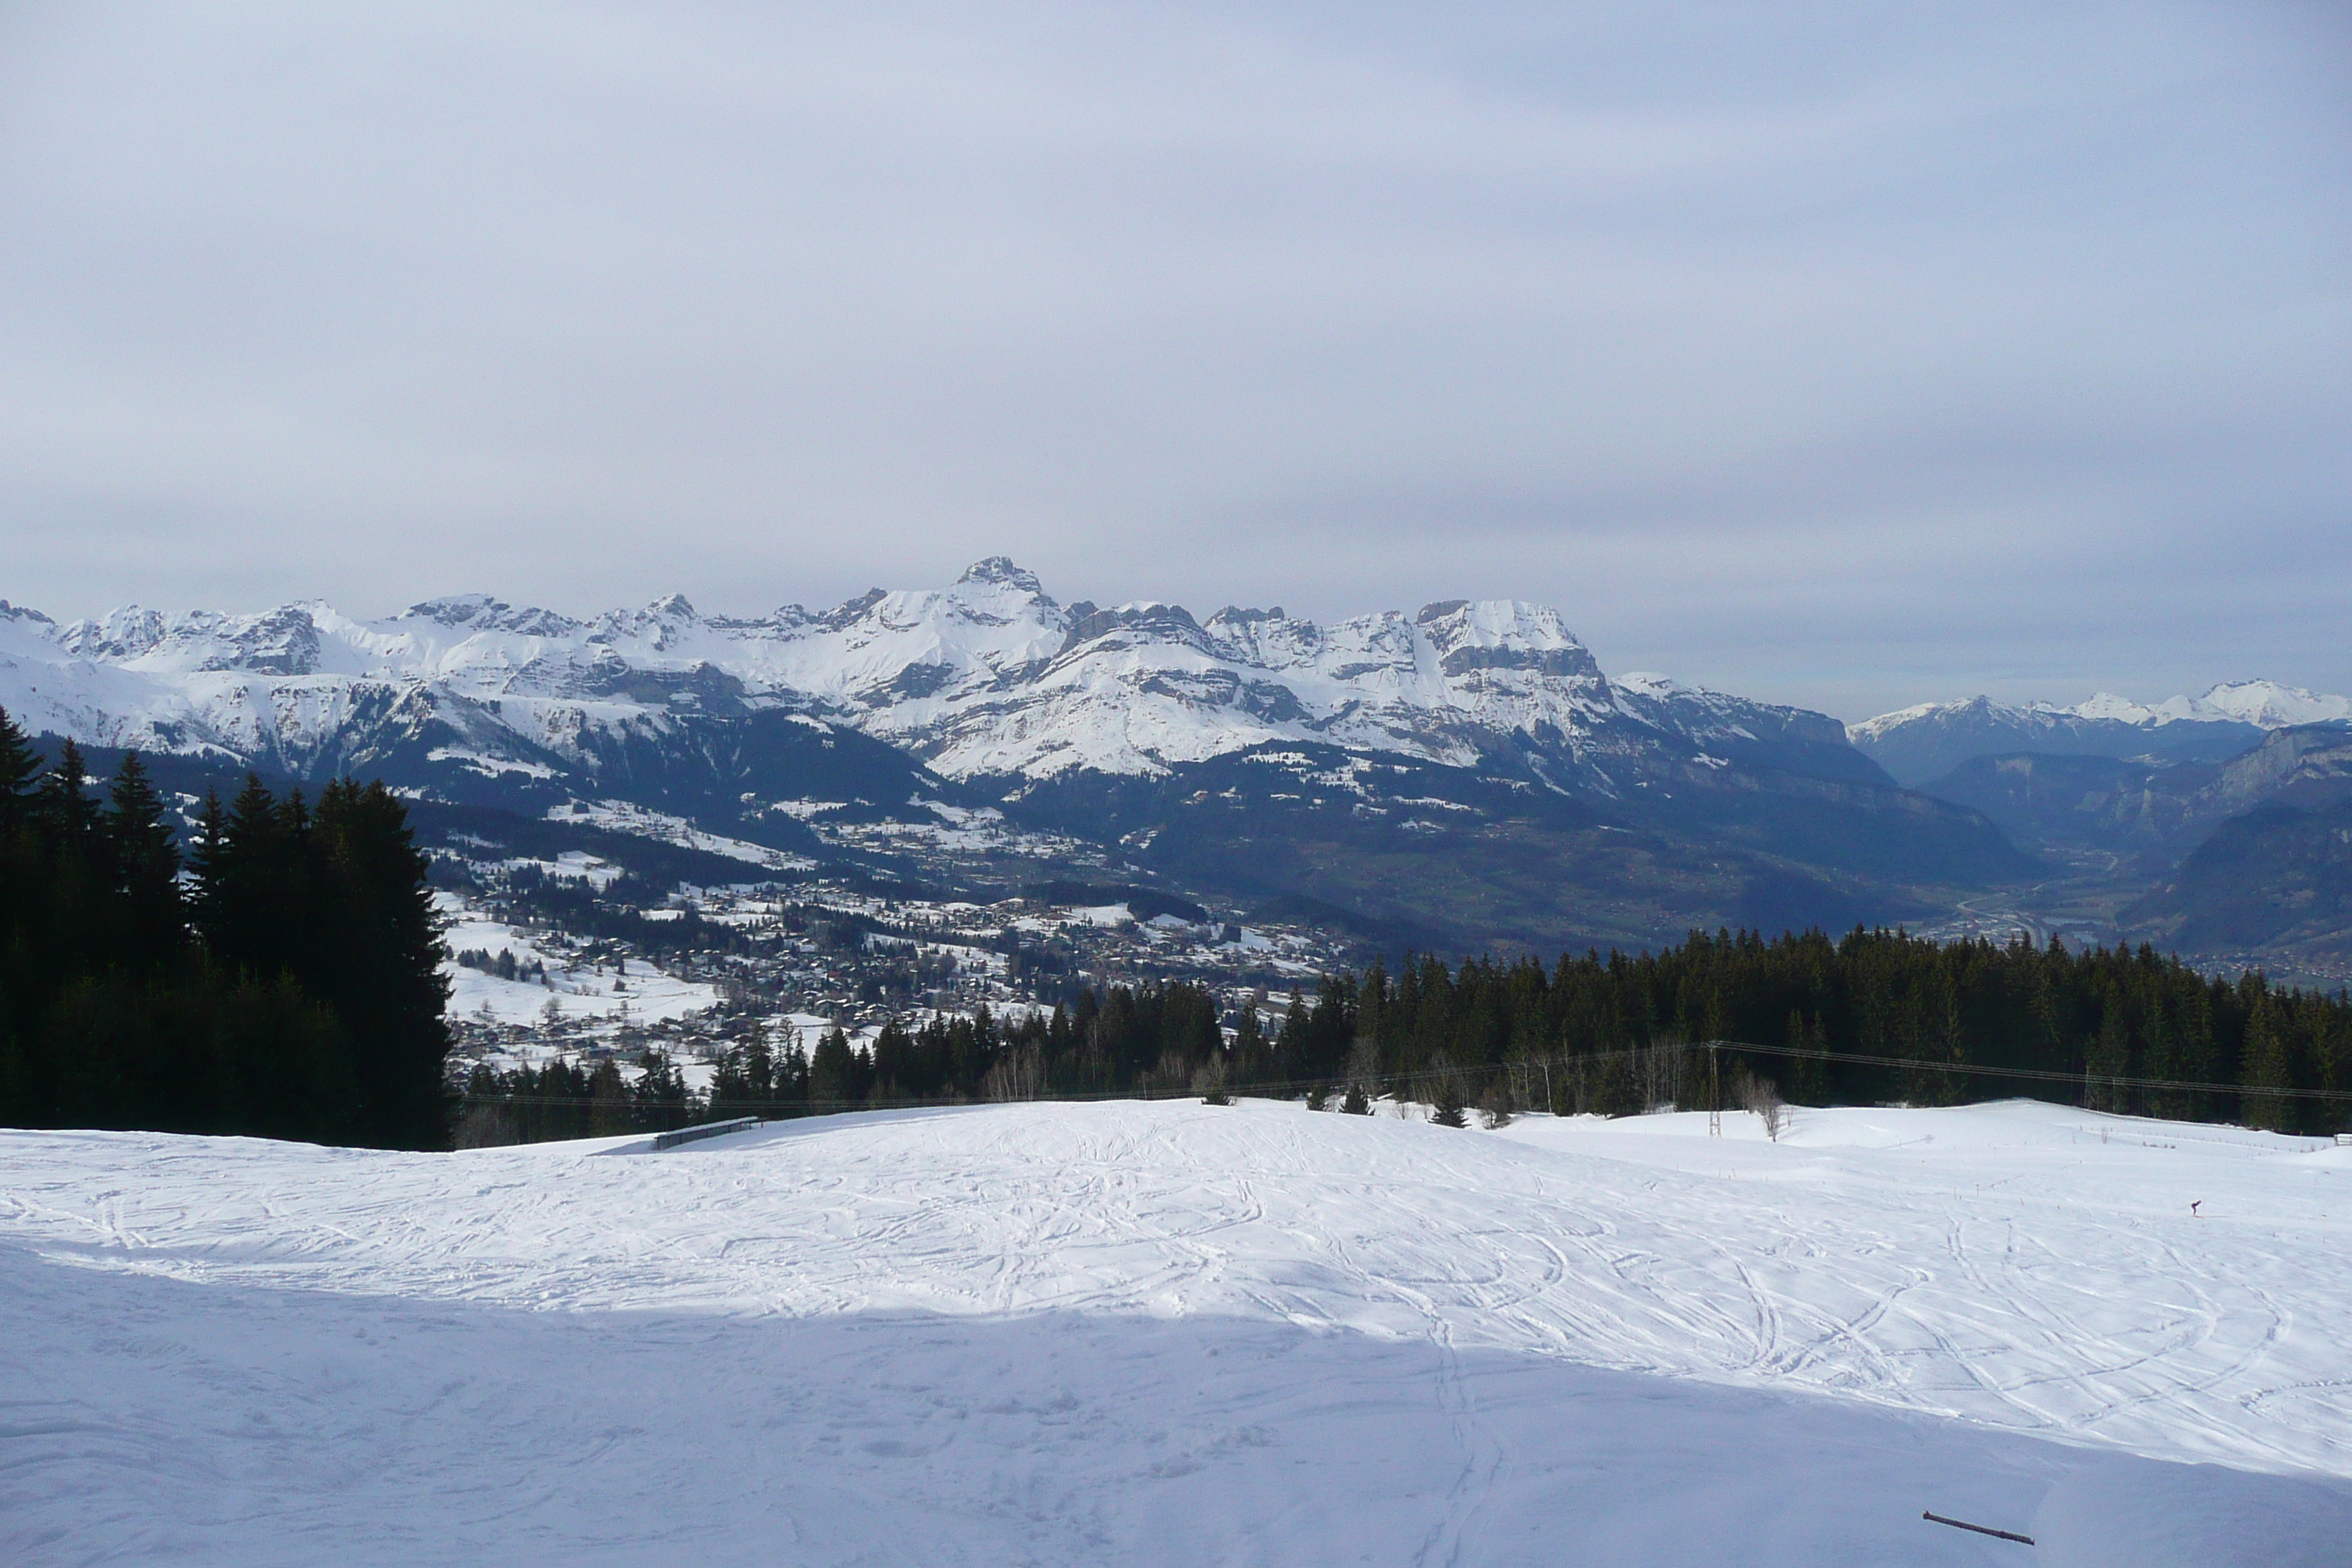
[6, 568, 2062, 951]
[2, 559, 1892, 798]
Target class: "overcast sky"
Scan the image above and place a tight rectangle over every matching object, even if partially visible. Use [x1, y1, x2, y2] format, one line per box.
[2, 1, 2346, 718]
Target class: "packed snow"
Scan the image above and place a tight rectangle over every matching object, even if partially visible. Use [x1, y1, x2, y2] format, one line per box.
[4, 1098, 2348, 1565]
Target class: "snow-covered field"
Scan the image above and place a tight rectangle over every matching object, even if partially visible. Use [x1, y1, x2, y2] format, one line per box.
[4, 1099, 2348, 1565]
[438, 894, 724, 1029]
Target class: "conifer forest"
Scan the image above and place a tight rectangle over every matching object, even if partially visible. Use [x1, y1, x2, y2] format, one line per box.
[460, 901, 2352, 1145]
[0, 709, 450, 1149]
[4, 696, 2345, 1151]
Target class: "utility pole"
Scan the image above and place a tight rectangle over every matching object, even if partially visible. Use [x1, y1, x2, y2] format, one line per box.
[1708, 1041, 1722, 1137]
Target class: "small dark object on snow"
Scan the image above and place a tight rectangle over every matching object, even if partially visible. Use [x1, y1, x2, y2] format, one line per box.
[2190, 1200, 2201, 1217]
[652, 1116, 762, 1151]
[1923, 1510, 2034, 1545]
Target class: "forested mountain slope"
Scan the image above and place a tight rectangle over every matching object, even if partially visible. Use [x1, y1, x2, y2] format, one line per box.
[1, 565, 2035, 951]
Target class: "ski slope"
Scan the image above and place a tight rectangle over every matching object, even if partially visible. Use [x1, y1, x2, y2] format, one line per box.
[4, 1099, 2348, 1565]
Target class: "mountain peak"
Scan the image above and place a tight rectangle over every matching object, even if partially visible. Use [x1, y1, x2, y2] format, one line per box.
[957, 557, 1044, 594]
[1415, 598, 1580, 647]
[404, 595, 584, 637]
[2195, 679, 2352, 728]
[2068, 691, 2162, 723]
[0, 564, 1869, 790]
[1414, 599, 1597, 682]
[406, 593, 508, 626]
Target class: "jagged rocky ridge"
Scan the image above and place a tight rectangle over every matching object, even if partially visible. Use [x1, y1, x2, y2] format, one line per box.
[1, 562, 2039, 950]
[1, 559, 1884, 799]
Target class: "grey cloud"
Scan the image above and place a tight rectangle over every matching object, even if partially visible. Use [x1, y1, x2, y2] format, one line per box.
[0, 0, 2344, 719]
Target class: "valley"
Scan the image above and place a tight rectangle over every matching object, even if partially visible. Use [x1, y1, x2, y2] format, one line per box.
[4, 566, 2348, 987]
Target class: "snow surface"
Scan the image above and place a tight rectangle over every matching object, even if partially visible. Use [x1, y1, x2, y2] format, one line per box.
[4, 1098, 2347, 1565]
[554, 800, 816, 875]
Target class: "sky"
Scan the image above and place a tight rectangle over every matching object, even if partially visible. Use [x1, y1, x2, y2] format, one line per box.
[1, 1, 2346, 720]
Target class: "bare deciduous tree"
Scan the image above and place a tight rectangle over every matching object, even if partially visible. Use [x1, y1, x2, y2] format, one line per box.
[1192, 1051, 1232, 1106]
[1739, 1071, 1787, 1142]
[1637, 1036, 1685, 1114]
[453, 1101, 517, 1149]
[983, 1043, 1047, 1102]
[1343, 1034, 1381, 1107]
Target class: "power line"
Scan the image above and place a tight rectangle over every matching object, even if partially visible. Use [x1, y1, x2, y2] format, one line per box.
[1711, 1038, 2352, 1104]
[456, 1034, 2352, 1111]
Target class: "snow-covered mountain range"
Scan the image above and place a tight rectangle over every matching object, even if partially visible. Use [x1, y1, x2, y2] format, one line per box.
[1849, 684, 2351, 788]
[36, 559, 2329, 954]
[0, 558, 1873, 798]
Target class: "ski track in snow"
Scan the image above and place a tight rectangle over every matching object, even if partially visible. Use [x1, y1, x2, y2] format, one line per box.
[4, 1098, 2350, 1566]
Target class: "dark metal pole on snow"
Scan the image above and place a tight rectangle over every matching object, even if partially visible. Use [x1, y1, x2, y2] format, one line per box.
[1922, 1510, 2035, 1545]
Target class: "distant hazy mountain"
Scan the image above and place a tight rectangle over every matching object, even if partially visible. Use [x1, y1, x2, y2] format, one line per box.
[2126, 791, 2352, 973]
[1918, 725, 2352, 859]
[1847, 683, 2348, 788]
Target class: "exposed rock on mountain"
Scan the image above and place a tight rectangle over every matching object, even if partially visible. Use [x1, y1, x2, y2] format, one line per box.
[1921, 725, 2352, 859]
[2126, 796, 2352, 969]
[3, 559, 1895, 799]
[1, 563, 2032, 950]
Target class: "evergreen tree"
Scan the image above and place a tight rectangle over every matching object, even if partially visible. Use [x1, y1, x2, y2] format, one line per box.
[0, 748, 448, 1149]
[184, 790, 228, 933]
[2239, 995, 2293, 1133]
[709, 1029, 777, 1120]
[809, 1026, 857, 1107]
[1275, 989, 1311, 1081]
[311, 780, 451, 1148]
[0, 704, 39, 826]
[195, 774, 294, 977]
[1229, 1004, 1270, 1088]
[2086, 997, 2129, 1114]
[34, 737, 101, 846]
[105, 753, 184, 965]
[588, 1058, 633, 1135]
[633, 1049, 690, 1131]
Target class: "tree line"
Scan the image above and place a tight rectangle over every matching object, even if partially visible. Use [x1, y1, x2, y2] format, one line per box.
[0, 708, 450, 1147]
[12, 683, 2340, 1147]
[1305, 928, 2349, 1134]
[457, 981, 1234, 1143]
[461, 925, 2351, 1142]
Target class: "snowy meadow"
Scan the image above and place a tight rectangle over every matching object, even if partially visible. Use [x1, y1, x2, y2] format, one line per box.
[5, 1098, 2349, 1565]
